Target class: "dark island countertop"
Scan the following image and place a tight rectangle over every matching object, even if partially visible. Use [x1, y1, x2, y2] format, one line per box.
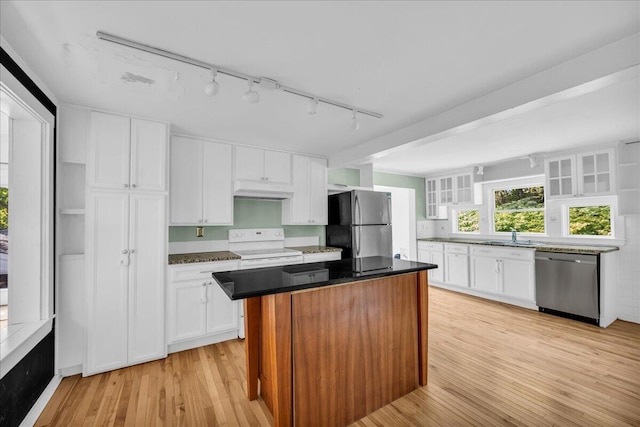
[213, 256, 437, 300]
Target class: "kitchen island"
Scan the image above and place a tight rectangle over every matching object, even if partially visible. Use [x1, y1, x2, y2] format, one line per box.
[213, 257, 437, 427]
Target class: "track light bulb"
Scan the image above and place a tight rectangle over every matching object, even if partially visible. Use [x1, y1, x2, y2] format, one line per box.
[529, 155, 538, 168]
[351, 110, 360, 131]
[307, 98, 318, 115]
[204, 69, 220, 96]
[242, 81, 259, 103]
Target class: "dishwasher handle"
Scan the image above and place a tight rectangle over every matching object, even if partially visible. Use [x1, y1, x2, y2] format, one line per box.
[536, 256, 597, 265]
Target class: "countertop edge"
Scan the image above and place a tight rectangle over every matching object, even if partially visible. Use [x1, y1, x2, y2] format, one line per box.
[417, 238, 619, 254]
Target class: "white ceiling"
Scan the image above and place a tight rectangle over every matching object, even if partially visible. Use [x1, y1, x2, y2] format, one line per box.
[1, 1, 639, 174]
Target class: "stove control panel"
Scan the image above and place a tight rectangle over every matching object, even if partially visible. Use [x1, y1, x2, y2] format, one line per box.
[229, 228, 285, 243]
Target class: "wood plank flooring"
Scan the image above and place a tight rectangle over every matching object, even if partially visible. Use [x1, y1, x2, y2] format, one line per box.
[36, 287, 640, 426]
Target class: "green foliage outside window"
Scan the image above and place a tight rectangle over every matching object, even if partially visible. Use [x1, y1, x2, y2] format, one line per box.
[0, 187, 7, 230]
[569, 206, 611, 236]
[494, 186, 545, 233]
[457, 210, 479, 232]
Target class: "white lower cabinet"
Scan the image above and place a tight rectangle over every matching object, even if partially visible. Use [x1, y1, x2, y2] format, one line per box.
[85, 192, 166, 375]
[168, 260, 240, 350]
[444, 244, 469, 287]
[470, 246, 535, 302]
[417, 241, 444, 283]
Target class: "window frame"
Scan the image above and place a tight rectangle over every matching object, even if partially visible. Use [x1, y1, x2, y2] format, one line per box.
[487, 177, 546, 237]
[453, 208, 480, 234]
[561, 196, 617, 239]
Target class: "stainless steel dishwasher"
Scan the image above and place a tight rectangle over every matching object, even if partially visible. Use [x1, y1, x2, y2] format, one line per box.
[535, 252, 599, 325]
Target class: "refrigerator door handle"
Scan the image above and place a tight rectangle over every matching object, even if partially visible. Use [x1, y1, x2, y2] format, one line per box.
[355, 227, 361, 257]
[355, 194, 361, 225]
[387, 195, 392, 224]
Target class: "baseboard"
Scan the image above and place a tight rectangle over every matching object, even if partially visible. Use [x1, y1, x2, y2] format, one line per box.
[429, 281, 538, 311]
[168, 330, 239, 354]
[58, 364, 82, 377]
[19, 374, 62, 427]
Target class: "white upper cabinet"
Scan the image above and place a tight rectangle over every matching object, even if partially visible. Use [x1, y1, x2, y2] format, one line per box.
[577, 150, 615, 196]
[170, 135, 233, 225]
[545, 149, 615, 198]
[88, 112, 167, 191]
[235, 146, 291, 184]
[431, 171, 474, 206]
[617, 141, 640, 215]
[282, 155, 328, 225]
[545, 155, 576, 198]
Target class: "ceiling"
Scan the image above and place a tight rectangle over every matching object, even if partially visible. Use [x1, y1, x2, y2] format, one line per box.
[1, 1, 639, 175]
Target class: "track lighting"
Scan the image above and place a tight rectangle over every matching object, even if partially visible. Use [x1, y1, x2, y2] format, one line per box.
[476, 165, 484, 175]
[528, 155, 538, 168]
[307, 98, 318, 115]
[96, 31, 384, 123]
[351, 110, 360, 131]
[204, 68, 220, 97]
[242, 81, 259, 104]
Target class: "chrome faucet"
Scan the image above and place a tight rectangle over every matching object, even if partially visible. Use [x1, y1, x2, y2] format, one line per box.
[511, 229, 517, 243]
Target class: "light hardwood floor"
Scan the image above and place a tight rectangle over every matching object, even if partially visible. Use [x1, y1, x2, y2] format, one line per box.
[37, 287, 640, 426]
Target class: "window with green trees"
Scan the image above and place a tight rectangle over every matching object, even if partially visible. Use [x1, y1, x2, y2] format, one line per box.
[457, 209, 479, 233]
[493, 186, 545, 233]
[568, 205, 611, 236]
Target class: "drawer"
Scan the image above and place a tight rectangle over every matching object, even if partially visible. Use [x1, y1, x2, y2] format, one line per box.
[169, 260, 239, 282]
[417, 241, 444, 252]
[470, 245, 534, 261]
[303, 252, 341, 263]
[445, 243, 468, 254]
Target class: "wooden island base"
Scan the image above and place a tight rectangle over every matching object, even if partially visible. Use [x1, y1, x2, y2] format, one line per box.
[244, 271, 429, 427]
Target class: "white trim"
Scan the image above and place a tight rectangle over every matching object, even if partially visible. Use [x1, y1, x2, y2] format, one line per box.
[58, 364, 82, 377]
[560, 195, 618, 239]
[18, 374, 62, 427]
[0, 318, 53, 379]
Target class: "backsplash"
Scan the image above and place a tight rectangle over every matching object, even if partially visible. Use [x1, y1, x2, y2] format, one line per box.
[168, 198, 325, 244]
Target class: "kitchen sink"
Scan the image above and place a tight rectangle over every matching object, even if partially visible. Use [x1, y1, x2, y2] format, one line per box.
[483, 240, 542, 247]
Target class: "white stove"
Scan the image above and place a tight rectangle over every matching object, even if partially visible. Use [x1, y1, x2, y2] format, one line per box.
[229, 228, 304, 269]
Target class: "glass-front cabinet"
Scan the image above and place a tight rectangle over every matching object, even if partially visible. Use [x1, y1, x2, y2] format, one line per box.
[545, 149, 615, 199]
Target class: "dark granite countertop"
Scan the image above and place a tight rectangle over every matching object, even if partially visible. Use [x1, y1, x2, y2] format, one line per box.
[168, 251, 240, 265]
[287, 245, 342, 254]
[417, 238, 619, 255]
[213, 256, 436, 300]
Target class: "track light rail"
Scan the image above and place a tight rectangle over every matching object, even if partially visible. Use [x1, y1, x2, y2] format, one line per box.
[97, 31, 383, 119]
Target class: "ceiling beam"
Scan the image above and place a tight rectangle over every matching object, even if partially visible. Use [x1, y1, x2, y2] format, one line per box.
[329, 32, 640, 168]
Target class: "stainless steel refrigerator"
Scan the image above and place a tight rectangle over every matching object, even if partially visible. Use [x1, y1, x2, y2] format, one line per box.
[326, 190, 392, 271]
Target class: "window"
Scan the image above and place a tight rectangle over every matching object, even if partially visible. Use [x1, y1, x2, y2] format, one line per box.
[563, 198, 615, 238]
[493, 185, 545, 234]
[456, 209, 479, 233]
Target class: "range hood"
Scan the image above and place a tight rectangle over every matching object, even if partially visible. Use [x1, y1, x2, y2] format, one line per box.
[233, 180, 294, 200]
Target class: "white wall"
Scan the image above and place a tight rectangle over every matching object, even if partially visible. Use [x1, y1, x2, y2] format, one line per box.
[375, 185, 416, 260]
[617, 216, 640, 323]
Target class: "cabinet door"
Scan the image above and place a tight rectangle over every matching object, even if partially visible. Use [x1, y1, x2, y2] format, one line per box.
[455, 174, 472, 204]
[170, 136, 203, 225]
[287, 155, 311, 224]
[418, 250, 429, 263]
[577, 150, 614, 196]
[545, 156, 576, 198]
[429, 251, 444, 283]
[130, 119, 167, 192]
[445, 253, 468, 287]
[202, 141, 233, 224]
[169, 280, 208, 342]
[89, 112, 131, 189]
[85, 192, 130, 375]
[470, 256, 499, 293]
[235, 146, 264, 181]
[501, 258, 534, 301]
[439, 177, 453, 204]
[206, 281, 239, 334]
[264, 150, 291, 183]
[128, 194, 166, 364]
[309, 157, 327, 224]
[426, 179, 438, 218]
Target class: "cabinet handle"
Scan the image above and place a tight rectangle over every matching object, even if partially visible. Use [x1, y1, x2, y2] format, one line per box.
[123, 184, 129, 188]
[265, 177, 269, 181]
[121, 249, 129, 254]
[204, 219, 208, 223]
[130, 249, 135, 254]
[200, 282, 207, 303]
[132, 184, 137, 188]
[198, 219, 203, 223]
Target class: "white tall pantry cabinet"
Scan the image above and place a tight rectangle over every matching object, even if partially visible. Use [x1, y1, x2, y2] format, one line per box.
[84, 111, 168, 376]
